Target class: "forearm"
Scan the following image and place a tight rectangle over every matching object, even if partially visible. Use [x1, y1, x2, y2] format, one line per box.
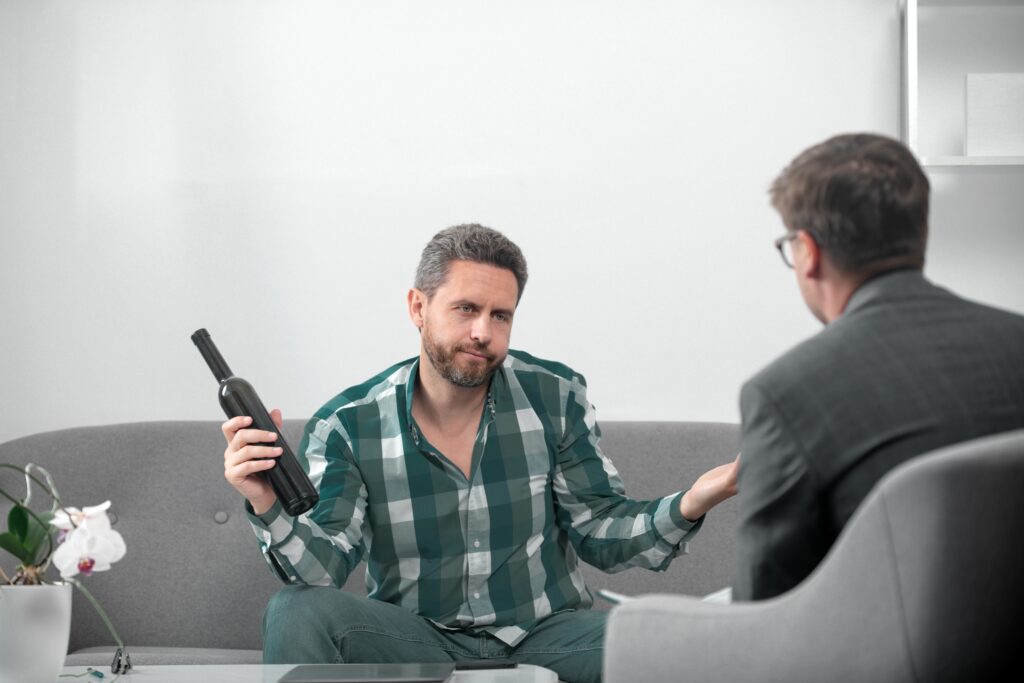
[248, 500, 363, 587]
[555, 381, 702, 571]
[561, 491, 703, 572]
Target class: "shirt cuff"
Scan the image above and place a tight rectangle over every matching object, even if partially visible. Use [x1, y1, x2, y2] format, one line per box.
[653, 491, 705, 547]
[245, 499, 297, 549]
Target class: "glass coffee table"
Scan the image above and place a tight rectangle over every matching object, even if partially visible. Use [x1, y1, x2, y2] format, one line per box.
[59, 664, 558, 683]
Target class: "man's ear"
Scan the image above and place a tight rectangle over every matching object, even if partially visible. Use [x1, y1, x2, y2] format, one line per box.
[796, 230, 822, 279]
[408, 288, 426, 329]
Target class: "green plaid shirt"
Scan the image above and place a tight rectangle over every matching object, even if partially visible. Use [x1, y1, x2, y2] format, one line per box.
[249, 350, 701, 645]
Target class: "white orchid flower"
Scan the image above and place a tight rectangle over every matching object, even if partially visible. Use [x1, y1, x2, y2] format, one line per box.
[50, 503, 126, 579]
[52, 527, 127, 579]
[51, 500, 114, 533]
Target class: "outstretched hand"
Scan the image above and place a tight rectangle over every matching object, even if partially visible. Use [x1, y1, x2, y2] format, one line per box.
[679, 454, 740, 522]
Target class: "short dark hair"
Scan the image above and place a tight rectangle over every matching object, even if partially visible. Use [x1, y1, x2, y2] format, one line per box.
[414, 224, 529, 302]
[769, 133, 930, 274]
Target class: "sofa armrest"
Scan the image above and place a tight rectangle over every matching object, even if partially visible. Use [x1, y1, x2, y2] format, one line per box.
[603, 595, 777, 683]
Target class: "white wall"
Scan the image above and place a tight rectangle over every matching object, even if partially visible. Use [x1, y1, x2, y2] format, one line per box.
[1, 0, 1021, 446]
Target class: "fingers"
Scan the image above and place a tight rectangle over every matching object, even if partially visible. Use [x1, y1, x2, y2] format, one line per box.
[229, 425, 281, 454]
[719, 460, 740, 497]
[224, 440, 283, 478]
[729, 457, 741, 479]
[222, 415, 283, 470]
[225, 454, 278, 482]
[687, 460, 741, 514]
[225, 443, 283, 466]
[223, 440, 282, 490]
[221, 415, 252, 443]
[220, 415, 282, 506]
[222, 413, 285, 447]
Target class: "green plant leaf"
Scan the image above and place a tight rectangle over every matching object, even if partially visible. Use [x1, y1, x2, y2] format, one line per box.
[23, 510, 55, 565]
[8, 505, 29, 542]
[0, 531, 31, 564]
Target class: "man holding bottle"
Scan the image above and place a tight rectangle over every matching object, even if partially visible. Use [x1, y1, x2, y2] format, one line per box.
[221, 224, 739, 683]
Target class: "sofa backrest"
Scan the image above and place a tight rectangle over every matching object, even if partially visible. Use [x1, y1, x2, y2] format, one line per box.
[0, 419, 739, 652]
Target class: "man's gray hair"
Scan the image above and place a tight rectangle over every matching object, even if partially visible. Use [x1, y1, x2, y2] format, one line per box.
[414, 224, 529, 302]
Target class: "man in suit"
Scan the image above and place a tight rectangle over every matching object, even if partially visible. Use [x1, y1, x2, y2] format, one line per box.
[733, 133, 1024, 601]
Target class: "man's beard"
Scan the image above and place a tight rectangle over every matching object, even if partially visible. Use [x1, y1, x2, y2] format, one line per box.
[422, 323, 501, 388]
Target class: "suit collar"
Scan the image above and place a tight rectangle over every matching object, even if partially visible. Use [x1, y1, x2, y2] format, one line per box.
[842, 268, 929, 317]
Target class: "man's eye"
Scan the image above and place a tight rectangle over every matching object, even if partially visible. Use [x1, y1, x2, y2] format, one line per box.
[458, 305, 474, 313]
[494, 313, 510, 322]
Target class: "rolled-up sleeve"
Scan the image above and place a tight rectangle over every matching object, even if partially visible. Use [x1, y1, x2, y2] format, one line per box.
[550, 375, 703, 573]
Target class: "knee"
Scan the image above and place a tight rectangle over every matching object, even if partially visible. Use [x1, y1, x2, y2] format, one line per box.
[263, 586, 369, 639]
[264, 586, 308, 640]
[263, 586, 362, 664]
[266, 584, 327, 619]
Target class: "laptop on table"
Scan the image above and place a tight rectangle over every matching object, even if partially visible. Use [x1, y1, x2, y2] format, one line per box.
[279, 663, 457, 683]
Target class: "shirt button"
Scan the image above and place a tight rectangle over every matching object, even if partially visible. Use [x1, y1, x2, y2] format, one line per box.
[473, 592, 480, 600]
[473, 540, 481, 548]
[214, 511, 229, 524]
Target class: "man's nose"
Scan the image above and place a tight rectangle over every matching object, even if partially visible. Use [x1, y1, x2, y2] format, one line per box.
[470, 316, 492, 345]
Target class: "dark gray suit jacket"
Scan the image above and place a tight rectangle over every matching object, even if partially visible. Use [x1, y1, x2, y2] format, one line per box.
[733, 269, 1024, 601]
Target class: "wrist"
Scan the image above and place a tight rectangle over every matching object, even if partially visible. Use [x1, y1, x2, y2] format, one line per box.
[679, 490, 703, 523]
[251, 494, 277, 517]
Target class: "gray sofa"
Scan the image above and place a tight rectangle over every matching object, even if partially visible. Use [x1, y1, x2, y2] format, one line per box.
[0, 419, 740, 666]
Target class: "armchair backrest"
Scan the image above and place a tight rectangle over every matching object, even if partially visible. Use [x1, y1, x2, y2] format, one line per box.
[864, 427, 1024, 681]
[604, 428, 1024, 683]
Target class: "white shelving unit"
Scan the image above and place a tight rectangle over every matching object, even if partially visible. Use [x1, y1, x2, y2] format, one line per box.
[900, 0, 1024, 167]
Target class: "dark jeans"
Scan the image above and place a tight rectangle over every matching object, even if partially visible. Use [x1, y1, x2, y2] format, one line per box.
[263, 586, 606, 683]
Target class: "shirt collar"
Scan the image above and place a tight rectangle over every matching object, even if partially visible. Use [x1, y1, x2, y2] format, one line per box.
[403, 357, 420, 431]
[403, 356, 509, 444]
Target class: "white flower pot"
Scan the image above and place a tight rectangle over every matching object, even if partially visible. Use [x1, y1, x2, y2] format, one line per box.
[0, 583, 72, 683]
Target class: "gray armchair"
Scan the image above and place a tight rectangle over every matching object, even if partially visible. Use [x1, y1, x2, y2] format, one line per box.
[604, 428, 1024, 683]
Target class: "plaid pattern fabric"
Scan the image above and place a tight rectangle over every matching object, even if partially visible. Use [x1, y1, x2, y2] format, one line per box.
[249, 350, 701, 645]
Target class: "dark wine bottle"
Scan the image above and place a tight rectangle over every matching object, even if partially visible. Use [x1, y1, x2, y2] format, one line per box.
[191, 328, 318, 516]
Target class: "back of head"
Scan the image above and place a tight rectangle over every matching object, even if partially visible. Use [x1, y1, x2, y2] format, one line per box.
[770, 133, 931, 276]
[414, 223, 529, 302]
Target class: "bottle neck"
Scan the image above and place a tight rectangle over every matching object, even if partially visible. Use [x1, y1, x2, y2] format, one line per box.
[191, 329, 234, 382]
